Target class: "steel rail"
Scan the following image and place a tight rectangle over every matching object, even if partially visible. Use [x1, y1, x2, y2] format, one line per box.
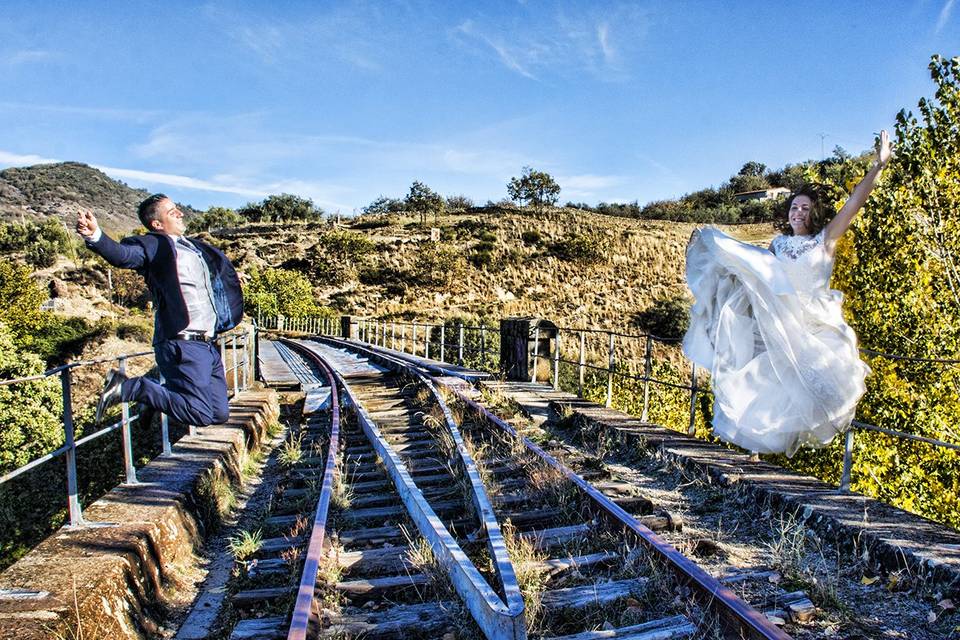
[323, 338, 527, 626]
[332, 339, 792, 640]
[294, 339, 527, 640]
[280, 339, 342, 640]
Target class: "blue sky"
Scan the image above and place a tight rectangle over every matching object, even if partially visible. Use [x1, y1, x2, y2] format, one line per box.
[0, 1, 956, 214]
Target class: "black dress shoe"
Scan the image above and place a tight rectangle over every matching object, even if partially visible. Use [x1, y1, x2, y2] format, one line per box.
[95, 369, 128, 424]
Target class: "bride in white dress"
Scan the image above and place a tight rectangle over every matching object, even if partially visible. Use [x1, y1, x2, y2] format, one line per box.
[683, 131, 892, 456]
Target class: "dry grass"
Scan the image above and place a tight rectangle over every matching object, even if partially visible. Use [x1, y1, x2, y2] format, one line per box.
[221, 208, 777, 345]
[502, 520, 550, 631]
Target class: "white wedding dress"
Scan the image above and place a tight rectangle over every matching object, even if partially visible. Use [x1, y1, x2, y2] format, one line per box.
[683, 227, 869, 456]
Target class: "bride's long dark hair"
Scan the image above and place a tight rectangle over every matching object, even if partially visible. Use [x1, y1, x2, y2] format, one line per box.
[780, 184, 830, 236]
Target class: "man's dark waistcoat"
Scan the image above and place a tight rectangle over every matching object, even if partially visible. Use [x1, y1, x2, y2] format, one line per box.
[86, 231, 244, 344]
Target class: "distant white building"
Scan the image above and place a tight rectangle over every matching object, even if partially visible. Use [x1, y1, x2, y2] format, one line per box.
[733, 187, 791, 203]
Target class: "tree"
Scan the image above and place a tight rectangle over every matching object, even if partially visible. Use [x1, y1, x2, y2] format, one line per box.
[445, 194, 474, 213]
[0, 260, 51, 352]
[244, 267, 322, 318]
[507, 167, 560, 214]
[362, 195, 404, 216]
[187, 206, 243, 233]
[0, 322, 63, 474]
[239, 194, 324, 223]
[738, 161, 767, 177]
[405, 181, 444, 225]
[814, 54, 960, 527]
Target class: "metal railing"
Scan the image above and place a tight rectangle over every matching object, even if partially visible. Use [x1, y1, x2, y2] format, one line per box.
[0, 324, 256, 527]
[341, 316, 960, 498]
[262, 313, 960, 498]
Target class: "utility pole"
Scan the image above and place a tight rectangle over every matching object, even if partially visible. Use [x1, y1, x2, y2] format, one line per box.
[819, 133, 830, 161]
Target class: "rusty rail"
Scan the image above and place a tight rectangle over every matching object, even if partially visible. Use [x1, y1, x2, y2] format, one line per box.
[281, 339, 341, 640]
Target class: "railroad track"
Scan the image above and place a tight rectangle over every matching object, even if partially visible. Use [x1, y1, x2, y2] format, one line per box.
[225, 337, 802, 639]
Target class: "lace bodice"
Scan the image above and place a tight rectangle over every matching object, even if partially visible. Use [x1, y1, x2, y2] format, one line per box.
[770, 229, 833, 295]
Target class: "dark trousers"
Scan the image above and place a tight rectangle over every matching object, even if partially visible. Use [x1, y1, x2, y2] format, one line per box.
[120, 339, 230, 426]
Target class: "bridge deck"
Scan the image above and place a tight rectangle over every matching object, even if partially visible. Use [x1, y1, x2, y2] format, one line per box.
[257, 339, 301, 387]
[481, 379, 960, 595]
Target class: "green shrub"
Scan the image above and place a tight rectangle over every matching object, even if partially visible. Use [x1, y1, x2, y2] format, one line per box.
[469, 250, 494, 269]
[631, 296, 690, 341]
[0, 322, 63, 475]
[186, 206, 243, 233]
[245, 267, 324, 318]
[521, 230, 542, 245]
[412, 242, 465, 286]
[548, 233, 607, 265]
[306, 231, 376, 285]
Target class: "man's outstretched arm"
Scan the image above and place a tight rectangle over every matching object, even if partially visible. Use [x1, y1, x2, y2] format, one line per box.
[76, 209, 146, 269]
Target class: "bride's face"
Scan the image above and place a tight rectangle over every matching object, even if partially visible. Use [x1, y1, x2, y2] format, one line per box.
[788, 195, 813, 235]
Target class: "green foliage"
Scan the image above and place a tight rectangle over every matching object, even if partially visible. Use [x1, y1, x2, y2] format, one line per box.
[813, 55, 960, 527]
[186, 206, 243, 233]
[0, 219, 73, 267]
[239, 194, 324, 223]
[0, 322, 63, 475]
[521, 230, 542, 246]
[631, 296, 691, 341]
[305, 231, 376, 285]
[351, 214, 398, 230]
[507, 166, 561, 214]
[362, 195, 405, 216]
[412, 242, 465, 286]
[0, 260, 51, 351]
[405, 181, 444, 225]
[245, 267, 323, 318]
[445, 194, 474, 212]
[548, 233, 607, 265]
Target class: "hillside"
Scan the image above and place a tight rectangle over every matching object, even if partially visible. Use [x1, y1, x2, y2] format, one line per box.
[0, 162, 196, 234]
[207, 209, 777, 332]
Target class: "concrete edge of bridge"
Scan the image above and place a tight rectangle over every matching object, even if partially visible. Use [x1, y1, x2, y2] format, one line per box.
[0, 390, 280, 640]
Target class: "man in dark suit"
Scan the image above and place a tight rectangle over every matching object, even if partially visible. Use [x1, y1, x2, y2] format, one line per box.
[76, 194, 244, 426]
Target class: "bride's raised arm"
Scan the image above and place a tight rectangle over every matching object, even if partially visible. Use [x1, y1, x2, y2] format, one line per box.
[823, 130, 893, 254]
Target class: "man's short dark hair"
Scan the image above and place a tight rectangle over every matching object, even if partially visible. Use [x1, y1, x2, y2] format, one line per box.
[137, 193, 169, 229]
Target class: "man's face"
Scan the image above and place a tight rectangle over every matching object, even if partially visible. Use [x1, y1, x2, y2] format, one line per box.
[151, 199, 186, 236]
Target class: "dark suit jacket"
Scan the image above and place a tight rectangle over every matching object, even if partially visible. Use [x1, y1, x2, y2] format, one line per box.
[86, 231, 244, 344]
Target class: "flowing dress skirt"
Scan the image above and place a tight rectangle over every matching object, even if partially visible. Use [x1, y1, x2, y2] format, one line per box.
[682, 228, 868, 456]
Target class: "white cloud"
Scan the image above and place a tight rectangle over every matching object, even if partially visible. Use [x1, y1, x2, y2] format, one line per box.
[558, 173, 630, 199]
[936, 0, 955, 33]
[0, 101, 162, 123]
[0, 150, 61, 166]
[451, 5, 648, 81]
[0, 49, 54, 66]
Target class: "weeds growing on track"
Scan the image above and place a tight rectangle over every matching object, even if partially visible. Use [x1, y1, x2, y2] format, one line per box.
[278, 432, 304, 467]
[227, 529, 263, 561]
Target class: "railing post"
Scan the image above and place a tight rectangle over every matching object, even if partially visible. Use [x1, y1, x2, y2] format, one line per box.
[840, 429, 855, 492]
[439, 324, 445, 363]
[243, 333, 251, 390]
[458, 323, 464, 365]
[480, 326, 486, 364]
[641, 336, 653, 422]
[531, 325, 540, 383]
[391, 322, 396, 350]
[606, 332, 615, 408]
[60, 368, 85, 527]
[425, 325, 431, 360]
[552, 331, 561, 390]
[578, 331, 586, 398]
[118, 357, 139, 485]
[220, 336, 227, 393]
[412, 323, 418, 356]
[687, 363, 698, 436]
[231, 335, 239, 397]
[159, 372, 172, 456]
